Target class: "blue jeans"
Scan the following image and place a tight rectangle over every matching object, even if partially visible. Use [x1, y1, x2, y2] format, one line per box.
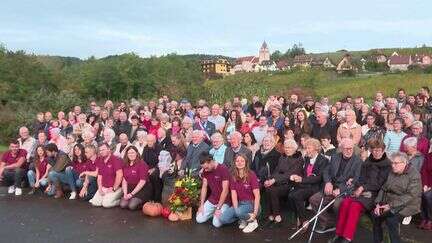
[48, 168, 83, 193]
[195, 200, 230, 228]
[27, 170, 48, 188]
[219, 201, 257, 225]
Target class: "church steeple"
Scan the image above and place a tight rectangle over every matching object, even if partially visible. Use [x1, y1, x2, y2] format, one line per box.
[259, 41, 270, 64]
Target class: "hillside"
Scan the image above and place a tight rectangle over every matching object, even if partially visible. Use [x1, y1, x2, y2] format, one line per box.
[204, 71, 432, 103]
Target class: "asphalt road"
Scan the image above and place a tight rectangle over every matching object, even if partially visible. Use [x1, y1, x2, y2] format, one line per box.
[0, 187, 428, 243]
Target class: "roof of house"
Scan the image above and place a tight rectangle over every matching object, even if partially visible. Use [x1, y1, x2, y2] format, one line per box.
[236, 56, 258, 65]
[293, 55, 313, 64]
[261, 41, 268, 49]
[389, 55, 411, 65]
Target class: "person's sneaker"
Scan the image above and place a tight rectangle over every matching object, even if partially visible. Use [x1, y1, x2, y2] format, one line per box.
[69, 191, 77, 200]
[14, 188, 22, 196]
[315, 225, 336, 234]
[328, 236, 341, 243]
[7, 186, 15, 194]
[28, 188, 36, 195]
[242, 220, 258, 233]
[402, 216, 412, 225]
[238, 220, 248, 229]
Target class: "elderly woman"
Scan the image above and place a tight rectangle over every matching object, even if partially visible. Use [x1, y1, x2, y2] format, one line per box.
[263, 139, 303, 226]
[251, 135, 281, 184]
[403, 137, 425, 173]
[419, 153, 432, 230]
[330, 139, 391, 243]
[100, 128, 116, 150]
[337, 109, 362, 146]
[288, 138, 329, 230]
[132, 130, 147, 156]
[181, 116, 194, 147]
[372, 152, 422, 243]
[209, 132, 227, 164]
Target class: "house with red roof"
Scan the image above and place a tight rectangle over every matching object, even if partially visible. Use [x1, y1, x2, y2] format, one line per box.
[388, 55, 412, 71]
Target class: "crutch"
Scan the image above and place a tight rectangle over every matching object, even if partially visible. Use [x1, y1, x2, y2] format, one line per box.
[307, 194, 324, 243]
[288, 191, 348, 241]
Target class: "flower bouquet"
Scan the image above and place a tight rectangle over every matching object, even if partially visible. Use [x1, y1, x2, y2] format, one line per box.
[167, 174, 201, 221]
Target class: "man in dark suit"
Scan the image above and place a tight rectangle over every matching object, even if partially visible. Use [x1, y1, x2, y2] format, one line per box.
[309, 138, 362, 234]
[193, 106, 216, 141]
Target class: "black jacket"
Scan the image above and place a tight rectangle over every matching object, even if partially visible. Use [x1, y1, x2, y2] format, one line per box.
[141, 144, 161, 168]
[354, 153, 391, 210]
[270, 151, 303, 185]
[252, 148, 281, 183]
[295, 153, 329, 191]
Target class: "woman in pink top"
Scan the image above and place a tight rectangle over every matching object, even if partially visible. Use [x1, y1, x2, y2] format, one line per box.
[120, 146, 153, 210]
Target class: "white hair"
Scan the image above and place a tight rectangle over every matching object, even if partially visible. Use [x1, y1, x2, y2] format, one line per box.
[412, 121, 423, 128]
[210, 132, 224, 142]
[403, 137, 417, 148]
[192, 129, 204, 137]
[389, 152, 408, 164]
[103, 128, 115, 139]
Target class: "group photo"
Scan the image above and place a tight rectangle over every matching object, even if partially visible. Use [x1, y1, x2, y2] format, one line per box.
[1, 1, 432, 243]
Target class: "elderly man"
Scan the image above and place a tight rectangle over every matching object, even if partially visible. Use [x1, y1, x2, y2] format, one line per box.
[18, 126, 36, 162]
[209, 133, 227, 164]
[311, 109, 337, 146]
[113, 133, 132, 159]
[114, 111, 132, 137]
[193, 106, 216, 140]
[309, 138, 362, 234]
[223, 131, 252, 168]
[141, 134, 162, 202]
[0, 140, 28, 196]
[208, 104, 226, 133]
[50, 128, 69, 154]
[182, 130, 210, 176]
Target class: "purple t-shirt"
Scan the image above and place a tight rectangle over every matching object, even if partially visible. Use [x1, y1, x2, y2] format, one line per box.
[123, 160, 149, 187]
[96, 155, 123, 188]
[202, 164, 230, 205]
[1, 149, 27, 168]
[230, 171, 259, 202]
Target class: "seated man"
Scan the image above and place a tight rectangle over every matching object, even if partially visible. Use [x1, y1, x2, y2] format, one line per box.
[0, 139, 28, 196]
[89, 143, 123, 208]
[309, 138, 362, 234]
[196, 152, 230, 228]
[182, 130, 210, 176]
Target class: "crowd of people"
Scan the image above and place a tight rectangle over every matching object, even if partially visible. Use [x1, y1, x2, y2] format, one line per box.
[1, 87, 432, 242]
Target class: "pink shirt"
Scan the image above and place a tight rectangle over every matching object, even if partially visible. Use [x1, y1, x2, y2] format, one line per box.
[123, 160, 149, 186]
[202, 164, 230, 205]
[96, 155, 123, 188]
[229, 171, 259, 202]
[1, 149, 27, 168]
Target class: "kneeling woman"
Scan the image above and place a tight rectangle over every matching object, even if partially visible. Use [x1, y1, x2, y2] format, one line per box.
[120, 146, 153, 210]
[27, 145, 51, 194]
[220, 154, 260, 233]
[331, 139, 391, 243]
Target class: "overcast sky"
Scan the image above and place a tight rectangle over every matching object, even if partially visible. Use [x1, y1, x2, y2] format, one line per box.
[1, 0, 431, 58]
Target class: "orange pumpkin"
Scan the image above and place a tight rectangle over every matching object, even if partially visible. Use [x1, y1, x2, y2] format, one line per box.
[168, 212, 179, 221]
[142, 202, 163, 217]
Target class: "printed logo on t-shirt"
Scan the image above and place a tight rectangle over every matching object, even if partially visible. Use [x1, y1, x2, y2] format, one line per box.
[244, 184, 251, 189]
[131, 170, 137, 174]
[107, 164, 112, 168]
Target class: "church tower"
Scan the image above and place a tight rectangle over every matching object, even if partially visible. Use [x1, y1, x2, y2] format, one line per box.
[259, 41, 270, 64]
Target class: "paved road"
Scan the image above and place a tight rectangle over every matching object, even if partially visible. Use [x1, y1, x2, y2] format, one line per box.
[0, 187, 427, 243]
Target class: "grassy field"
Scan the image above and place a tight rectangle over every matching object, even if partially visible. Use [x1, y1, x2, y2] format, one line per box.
[204, 71, 432, 103]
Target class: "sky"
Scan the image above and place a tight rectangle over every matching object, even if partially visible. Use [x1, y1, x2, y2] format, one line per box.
[1, 0, 431, 59]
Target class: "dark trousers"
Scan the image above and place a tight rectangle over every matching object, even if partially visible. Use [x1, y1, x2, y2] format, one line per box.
[372, 212, 401, 243]
[2, 168, 26, 188]
[421, 190, 432, 220]
[288, 187, 317, 222]
[149, 168, 163, 202]
[309, 192, 343, 228]
[265, 184, 292, 216]
[83, 176, 98, 201]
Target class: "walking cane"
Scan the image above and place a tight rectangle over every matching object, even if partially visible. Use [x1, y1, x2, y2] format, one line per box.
[288, 190, 349, 241]
[307, 195, 324, 243]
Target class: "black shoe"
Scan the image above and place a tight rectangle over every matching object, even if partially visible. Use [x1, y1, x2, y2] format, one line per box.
[328, 236, 341, 243]
[262, 219, 274, 228]
[315, 225, 336, 234]
[271, 219, 283, 228]
[339, 238, 351, 243]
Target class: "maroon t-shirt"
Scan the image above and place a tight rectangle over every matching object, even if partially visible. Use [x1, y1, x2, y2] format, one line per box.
[36, 158, 49, 180]
[1, 149, 27, 168]
[202, 164, 230, 205]
[230, 171, 259, 202]
[96, 155, 123, 188]
[123, 160, 149, 187]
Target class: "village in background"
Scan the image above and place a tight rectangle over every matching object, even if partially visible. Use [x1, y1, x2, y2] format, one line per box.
[201, 41, 432, 79]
